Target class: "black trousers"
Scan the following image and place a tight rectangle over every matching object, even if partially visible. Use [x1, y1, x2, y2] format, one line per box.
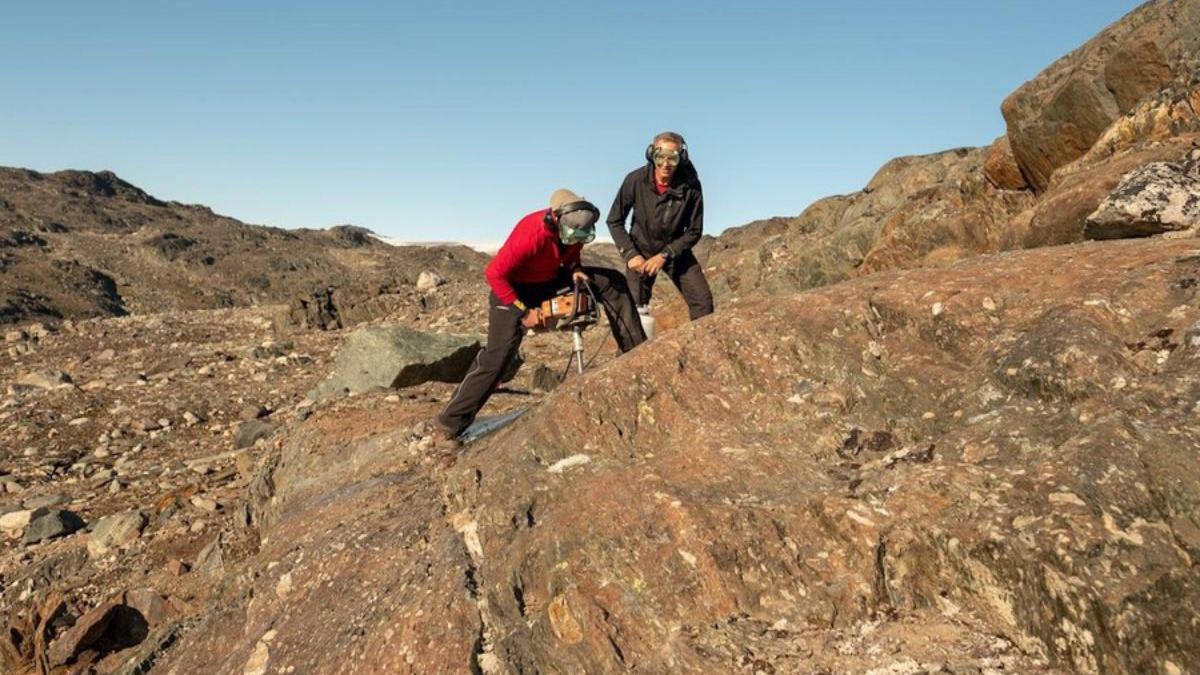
[626, 250, 714, 320]
[437, 266, 645, 436]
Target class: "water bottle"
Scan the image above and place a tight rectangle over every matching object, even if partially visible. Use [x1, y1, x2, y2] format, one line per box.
[637, 306, 656, 340]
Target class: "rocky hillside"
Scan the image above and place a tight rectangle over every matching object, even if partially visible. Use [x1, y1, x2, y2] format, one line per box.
[152, 234, 1200, 675]
[2, 1, 1199, 674]
[697, 0, 1200, 301]
[0, 167, 489, 325]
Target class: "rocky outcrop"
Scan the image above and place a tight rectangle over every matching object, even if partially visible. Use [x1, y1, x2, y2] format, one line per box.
[158, 236, 1200, 674]
[700, 147, 1037, 299]
[690, 0, 1200, 313]
[1001, 0, 1200, 192]
[1085, 148, 1200, 239]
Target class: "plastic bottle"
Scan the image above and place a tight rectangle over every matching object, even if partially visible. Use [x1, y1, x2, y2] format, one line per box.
[637, 306, 657, 340]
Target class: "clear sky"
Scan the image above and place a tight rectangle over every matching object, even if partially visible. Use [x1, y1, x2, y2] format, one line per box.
[1, 1, 1140, 246]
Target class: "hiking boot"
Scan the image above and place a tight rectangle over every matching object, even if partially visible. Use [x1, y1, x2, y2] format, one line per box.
[430, 425, 462, 451]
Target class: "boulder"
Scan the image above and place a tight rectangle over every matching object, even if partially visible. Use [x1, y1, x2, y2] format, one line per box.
[308, 324, 519, 402]
[1000, 0, 1200, 191]
[21, 509, 85, 545]
[87, 510, 147, 557]
[1085, 148, 1200, 239]
[46, 596, 153, 668]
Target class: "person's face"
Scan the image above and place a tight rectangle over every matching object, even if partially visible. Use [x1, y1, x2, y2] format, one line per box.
[652, 141, 681, 184]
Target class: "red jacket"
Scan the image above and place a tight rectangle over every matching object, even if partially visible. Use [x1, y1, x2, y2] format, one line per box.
[485, 209, 582, 305]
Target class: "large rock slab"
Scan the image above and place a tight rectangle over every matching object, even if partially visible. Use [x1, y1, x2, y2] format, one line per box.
[158, 237, 1200, 674]
[1085, 148, 1200, 239]
[1000, 0, 1200, 191]
[308, 324, 517, 402]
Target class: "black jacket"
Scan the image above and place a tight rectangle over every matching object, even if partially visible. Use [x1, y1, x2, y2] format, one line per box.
[606, 162, 703, 263]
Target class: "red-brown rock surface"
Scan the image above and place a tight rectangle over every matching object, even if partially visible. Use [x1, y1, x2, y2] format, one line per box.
[157, 236, 1200, 674]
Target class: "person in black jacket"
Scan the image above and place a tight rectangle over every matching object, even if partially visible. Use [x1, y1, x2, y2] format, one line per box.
[607, 131, 714, 321]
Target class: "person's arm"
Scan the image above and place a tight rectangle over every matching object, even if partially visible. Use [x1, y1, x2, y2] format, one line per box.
[662, 190, 704, 258]
[606, 174, 641, 262]
[484, 230, 534, 306]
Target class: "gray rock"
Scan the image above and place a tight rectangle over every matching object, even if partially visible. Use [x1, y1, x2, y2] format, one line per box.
[239, 404, 269, 421]
[195, 534, 225, 576]
[23, 493, 70, 510]
[532, 364, 561, 392]
[1085, 149, 1200, 239]
[88, 510, 147, 557]
[21, 508, 85, 544]
[308, 325, 512, 401]
[235, 420, 277, 449]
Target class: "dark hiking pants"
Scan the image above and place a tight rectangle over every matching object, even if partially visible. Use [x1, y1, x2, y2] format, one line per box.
[437, 266, 645, 437]
[625, 250, 714, 321]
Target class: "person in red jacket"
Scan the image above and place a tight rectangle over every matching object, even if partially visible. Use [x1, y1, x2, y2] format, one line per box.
[434, 189, 645, 446]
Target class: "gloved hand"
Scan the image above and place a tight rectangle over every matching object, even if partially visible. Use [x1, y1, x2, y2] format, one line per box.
[521, 308, 543, 329]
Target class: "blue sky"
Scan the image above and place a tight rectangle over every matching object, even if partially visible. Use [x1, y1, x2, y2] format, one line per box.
[1, 1, 1139, 246]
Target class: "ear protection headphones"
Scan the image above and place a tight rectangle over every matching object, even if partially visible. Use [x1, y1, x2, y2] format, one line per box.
[544, 200, 600, 229]
[645, 131, 689, 164]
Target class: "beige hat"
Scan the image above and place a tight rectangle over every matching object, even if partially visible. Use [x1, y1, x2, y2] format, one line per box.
[549, 188, 584, 212]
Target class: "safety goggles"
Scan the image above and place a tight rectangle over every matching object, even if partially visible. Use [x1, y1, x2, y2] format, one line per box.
[558, 207, 597, 245]
[652, 147, 681, 167]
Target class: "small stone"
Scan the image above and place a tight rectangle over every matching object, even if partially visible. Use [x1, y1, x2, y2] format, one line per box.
[190, 496, 219, 512]
[235, 420, 277, 449]
[982, 296, 997, 312]
[239, 404, 269, 421]
[195, 535, 225, 576]
[0, 509, 33, 538]
[547, 454, 591, 474]
[166, 559, 189, 576]
[276, 572, 293, 599]
[16, 370, 73, 390]
[416, 270, 447, 293]
[931, 302, 944, 317]
[236, 453, 256, 481]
